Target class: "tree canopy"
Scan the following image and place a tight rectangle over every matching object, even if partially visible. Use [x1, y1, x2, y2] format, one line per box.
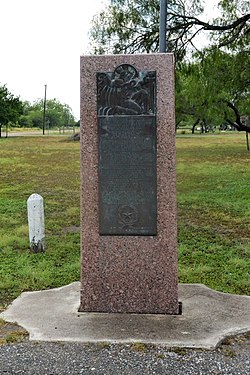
[0, 85, 23, 138]
[176, 48, 250, 132]
[89, 1, 250, 136]
[19, 99, 76, 130]
[89, 0, 250, 59]
[0, 84, 77, 137]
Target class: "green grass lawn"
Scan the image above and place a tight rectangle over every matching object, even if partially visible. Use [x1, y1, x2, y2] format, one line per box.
[176, 133, 250, 295]
[0, 136, 81, 310]
[0, 133, 249, 310]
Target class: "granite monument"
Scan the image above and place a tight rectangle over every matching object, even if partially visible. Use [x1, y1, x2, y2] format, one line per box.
[80, 54, 179, 314]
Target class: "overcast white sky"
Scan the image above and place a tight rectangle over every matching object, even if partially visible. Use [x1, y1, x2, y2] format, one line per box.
[0, 0, 218, 120]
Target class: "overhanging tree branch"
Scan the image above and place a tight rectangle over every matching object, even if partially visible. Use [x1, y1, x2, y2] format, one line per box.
[224, 101, 250, 133]
[168, 13, 250, 32]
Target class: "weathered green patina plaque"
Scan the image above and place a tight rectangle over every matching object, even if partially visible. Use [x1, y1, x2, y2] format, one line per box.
[97, 64, 157, 235]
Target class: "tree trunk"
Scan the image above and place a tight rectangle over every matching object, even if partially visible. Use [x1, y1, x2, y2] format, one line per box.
[192, 118, 200, 134]
[246, 132, 250, 151]
[225, 101, 250, 133]
[203, 118, 208, 133]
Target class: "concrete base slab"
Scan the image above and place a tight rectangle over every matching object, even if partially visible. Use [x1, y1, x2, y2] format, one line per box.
[1, 283, 249, 349]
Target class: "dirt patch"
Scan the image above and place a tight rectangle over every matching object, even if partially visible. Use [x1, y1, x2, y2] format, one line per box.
[63, 226, 80, 234]
[0, 320, 29, 345]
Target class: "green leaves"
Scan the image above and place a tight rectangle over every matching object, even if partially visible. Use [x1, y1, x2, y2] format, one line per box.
[176, 48, 250, 131]
[0, 85, 23, 133]
[89, 1, 249, 58]
[89, 0, 160, 54]
[20, 98, 75, 130]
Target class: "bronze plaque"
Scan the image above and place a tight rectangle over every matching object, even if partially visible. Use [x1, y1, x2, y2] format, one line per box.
[97, 64, 157, 235]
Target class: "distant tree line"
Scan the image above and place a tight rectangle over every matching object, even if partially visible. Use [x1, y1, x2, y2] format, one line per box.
[20, 99, 76, 131]
[0, 85, 78, 138]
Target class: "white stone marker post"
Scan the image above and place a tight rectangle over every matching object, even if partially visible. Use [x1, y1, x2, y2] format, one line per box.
[27, 194, 45, 253]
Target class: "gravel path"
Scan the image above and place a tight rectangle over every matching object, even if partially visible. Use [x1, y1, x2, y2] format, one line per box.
[0, 334, 249, 375]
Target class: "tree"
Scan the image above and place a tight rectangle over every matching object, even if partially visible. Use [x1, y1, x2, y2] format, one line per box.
[89, 0, 249, 61]
[0, 85, 23, 138]
[212, 0, 250, 50]
[176, 48, 250, 135]
[90, 0, 250, 143]
[18, 101, 41, 128]
[20, 99, 76, 131]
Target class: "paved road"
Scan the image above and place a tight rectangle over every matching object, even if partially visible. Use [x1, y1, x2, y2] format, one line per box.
[0, 334, 249, 375]
[7, 131, 42, 136]
[7, 130, 76, 137]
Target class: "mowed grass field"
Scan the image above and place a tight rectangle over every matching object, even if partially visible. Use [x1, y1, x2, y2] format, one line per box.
[0, 133, 249, 310]
[177, 133, 249, 295]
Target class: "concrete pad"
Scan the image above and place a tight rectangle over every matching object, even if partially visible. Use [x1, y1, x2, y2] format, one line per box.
[1, 283, 249, 349]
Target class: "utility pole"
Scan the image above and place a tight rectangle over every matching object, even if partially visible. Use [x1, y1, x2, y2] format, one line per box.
[42, 84, 47, 135]
[159, 0, 167, 52]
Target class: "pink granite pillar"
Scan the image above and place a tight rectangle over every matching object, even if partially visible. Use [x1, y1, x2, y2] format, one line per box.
[80, 54, 179, 314]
